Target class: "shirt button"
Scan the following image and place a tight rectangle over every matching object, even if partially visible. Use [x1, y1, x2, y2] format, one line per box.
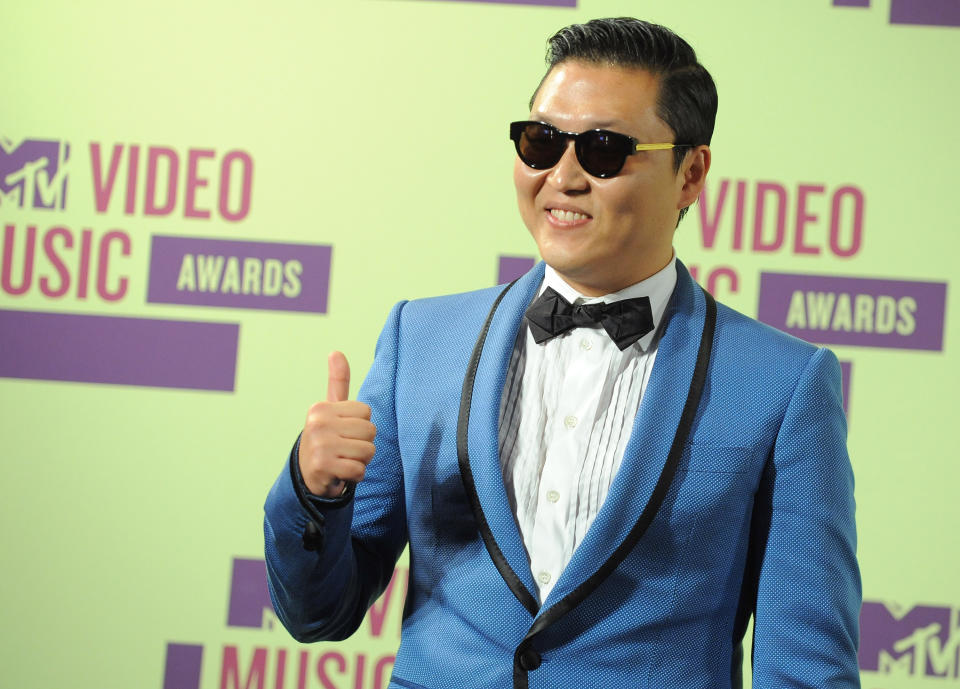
[546, 490, 560, 503]
[537, 571, 551, 585]
[564, 415, 578, 429]
[579, 338, 592, 351]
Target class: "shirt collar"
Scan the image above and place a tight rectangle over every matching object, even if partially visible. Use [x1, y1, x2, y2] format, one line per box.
[538, 253, 678, 352]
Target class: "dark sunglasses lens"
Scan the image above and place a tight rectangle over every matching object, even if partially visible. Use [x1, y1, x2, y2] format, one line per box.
[578, 131, 631, 178]
[515, 123, 564, 169]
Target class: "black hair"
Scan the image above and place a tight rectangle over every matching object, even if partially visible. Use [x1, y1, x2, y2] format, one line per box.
[537, 18, 718, 222]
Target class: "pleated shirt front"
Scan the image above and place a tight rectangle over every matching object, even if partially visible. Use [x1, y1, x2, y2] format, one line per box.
[498, 258, 677, 602]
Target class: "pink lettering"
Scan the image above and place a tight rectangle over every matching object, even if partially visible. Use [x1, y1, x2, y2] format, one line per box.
[274, 649, 287, 689]
[1, 224, 36, 295]
[317, 652, 347, 689]
[732, 180, 746, 250]
[77, 229, 92, 299]
[90, 142, 253, 220]
[697, 178, 865, 258]
[220, 645, 267, 689]
[1, 225, 131, 302]
[794, 184, 825, 255]
[752, 181, 788, 252]
[40, 226, 73, 297]
[697, 179, 748, 251]
[374, 656, 396, 689]
[144, 147, 180, 216]
[353, 654, 366, 689]
[706, 266, 739, 296]
[687, 264, 740, 298]
[96, 230, 131, 301]
[124, 144, 140, 215]
[697, 179, 728, 249]
[297, 650, 310, 689]
[219, 150, 254, 221]
[185, 148, 215, 219]
[90, 143, 124, 213]
[830, 185, 865, 258]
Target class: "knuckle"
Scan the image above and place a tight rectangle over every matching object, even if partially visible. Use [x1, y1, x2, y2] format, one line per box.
[313, 434, 336, 457]
[304, 435, 336, 465]
[306, 401, 328, 417]
[301, 429, 318, 449]
[305, 410, 331, 431]
[302, 465, 329, 489]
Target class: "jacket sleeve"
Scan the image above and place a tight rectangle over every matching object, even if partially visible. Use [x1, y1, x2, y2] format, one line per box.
[263, 300, 409, 642]
[750, 346, 862, 686]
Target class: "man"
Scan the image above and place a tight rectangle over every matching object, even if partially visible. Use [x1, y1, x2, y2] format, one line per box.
[264, 17, 861, 688]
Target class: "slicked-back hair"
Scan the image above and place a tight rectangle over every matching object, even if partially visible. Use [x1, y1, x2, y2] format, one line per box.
[536, 18, 718, 222]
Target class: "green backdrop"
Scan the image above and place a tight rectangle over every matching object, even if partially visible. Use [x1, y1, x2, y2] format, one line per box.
[3, 1, 956, 686]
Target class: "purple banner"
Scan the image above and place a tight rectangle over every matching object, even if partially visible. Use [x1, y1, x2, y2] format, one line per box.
[833, 0, 870, 6]
[163, 643, 204, 689]
[227, 558, 275, 629]
[147, 235, 331, 313]
[498, 255, 536, 284]
[890, 0, 960, 26]
[420, 0, 575, 6]
[0, 310, 238, 390]
[757, 272, 947, 350]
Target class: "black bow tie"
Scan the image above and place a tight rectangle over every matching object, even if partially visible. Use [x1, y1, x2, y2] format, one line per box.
[524, 287, 655, 351]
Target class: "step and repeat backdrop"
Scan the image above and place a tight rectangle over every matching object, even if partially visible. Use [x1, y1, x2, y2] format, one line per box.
[3, 1, 957, 687]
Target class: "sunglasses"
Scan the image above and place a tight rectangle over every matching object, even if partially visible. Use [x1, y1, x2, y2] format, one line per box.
[509, 120, 690, 179]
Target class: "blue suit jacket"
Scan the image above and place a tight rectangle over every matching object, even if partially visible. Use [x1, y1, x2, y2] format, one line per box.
[264, 261, 861, 689]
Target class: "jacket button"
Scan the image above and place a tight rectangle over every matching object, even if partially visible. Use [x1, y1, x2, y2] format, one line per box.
[518, 648, 541, 671]
[302, 520, 325, 551]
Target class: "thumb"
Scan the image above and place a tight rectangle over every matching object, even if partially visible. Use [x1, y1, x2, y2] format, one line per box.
[326, 350, 351, 402]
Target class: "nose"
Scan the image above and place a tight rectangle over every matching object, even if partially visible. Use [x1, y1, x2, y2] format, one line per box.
[546, 140, 589, 193]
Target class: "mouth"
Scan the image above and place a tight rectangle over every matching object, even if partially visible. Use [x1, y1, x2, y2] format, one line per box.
[548, 208, 592, 224]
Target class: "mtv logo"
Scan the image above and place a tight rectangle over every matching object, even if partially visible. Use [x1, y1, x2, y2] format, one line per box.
[859, 600, 960, 678]
[0, 136, 70, 210]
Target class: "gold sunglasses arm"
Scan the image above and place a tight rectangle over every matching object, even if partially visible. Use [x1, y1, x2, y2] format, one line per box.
[633, 143, 679, 151]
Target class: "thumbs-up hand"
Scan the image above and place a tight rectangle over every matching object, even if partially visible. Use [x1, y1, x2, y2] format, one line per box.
[298, 351, 377, 498]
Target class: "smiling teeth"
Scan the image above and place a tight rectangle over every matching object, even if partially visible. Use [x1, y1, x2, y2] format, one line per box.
[550, 209, 589, 222]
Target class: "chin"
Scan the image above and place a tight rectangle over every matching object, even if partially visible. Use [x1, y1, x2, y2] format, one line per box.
[545, 259, 594, 286]
[539, 251, 578, 275]
[537, 235, 591, 264]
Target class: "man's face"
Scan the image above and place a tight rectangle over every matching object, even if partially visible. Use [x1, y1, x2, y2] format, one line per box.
[513, 60, 709, 296]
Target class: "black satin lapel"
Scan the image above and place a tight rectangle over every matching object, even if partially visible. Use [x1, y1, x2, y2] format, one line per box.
[457, 264, 545, 616]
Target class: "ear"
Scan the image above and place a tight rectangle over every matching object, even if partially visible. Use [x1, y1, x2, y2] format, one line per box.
[677, 145, 711, 210]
